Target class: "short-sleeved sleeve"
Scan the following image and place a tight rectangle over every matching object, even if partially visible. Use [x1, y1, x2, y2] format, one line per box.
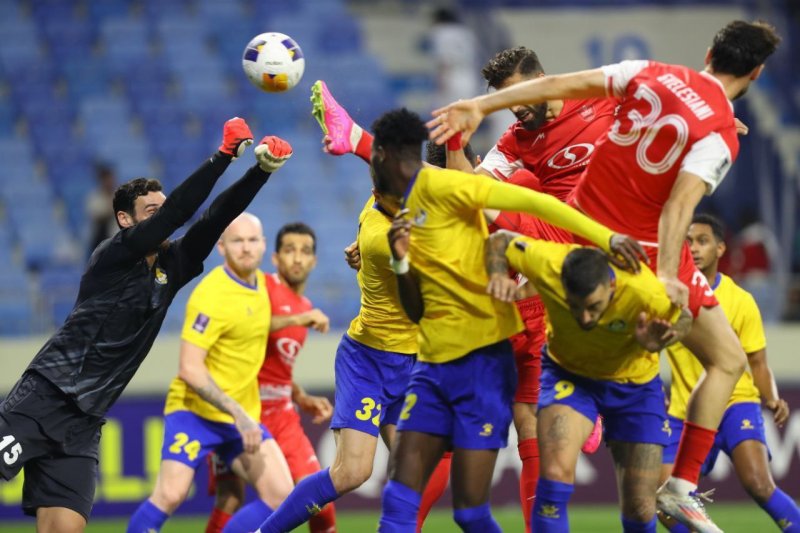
[680, 131, 734, 194]
[181, 290, 229, 350]
[478, 130, 524, 180]
[736, 292, 767, 354]
[505, 236, 568, 287]
[422, 169, 493, 212]
[601, 60, 650, 98]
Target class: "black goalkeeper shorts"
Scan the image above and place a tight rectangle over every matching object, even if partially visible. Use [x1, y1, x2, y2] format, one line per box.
[0, 371, 104, 520]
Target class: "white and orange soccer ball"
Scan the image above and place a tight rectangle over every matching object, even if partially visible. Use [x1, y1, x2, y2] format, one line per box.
[242, 32, 305, 93]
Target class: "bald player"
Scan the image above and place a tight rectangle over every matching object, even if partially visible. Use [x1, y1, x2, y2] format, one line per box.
[128, 214, 293, 532]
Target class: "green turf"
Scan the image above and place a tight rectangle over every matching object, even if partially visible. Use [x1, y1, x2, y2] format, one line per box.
[0, 503, 779, 531]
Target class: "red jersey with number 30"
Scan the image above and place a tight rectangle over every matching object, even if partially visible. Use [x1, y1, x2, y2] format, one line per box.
[258, 273, 312, 403]
[573, 60, 739, 242]
[479, 98, 617, 201]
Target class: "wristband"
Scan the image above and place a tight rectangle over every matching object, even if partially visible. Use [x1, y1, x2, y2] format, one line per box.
[446, 131, 463, 151]
[390, 256, 409, 275]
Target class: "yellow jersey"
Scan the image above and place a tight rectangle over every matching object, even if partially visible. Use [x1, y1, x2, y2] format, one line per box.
[164, 266, 270, 423]
[403, 168, 523, 363]
[347, 196, 418, 354]
[667, 273, 765, 419]
[506, 236, 680, 383]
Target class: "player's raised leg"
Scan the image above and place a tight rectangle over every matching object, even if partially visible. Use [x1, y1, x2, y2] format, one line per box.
[311, 80, 373, 161]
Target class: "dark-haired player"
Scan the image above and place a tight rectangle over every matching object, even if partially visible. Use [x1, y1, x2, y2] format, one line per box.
[431, 20, 781, 532]
[369, 108, 642, 532]
[0, 118, 292, 532]
[660, 214, 799, 533]
[314, 48, 611, 527]
[486, 230, 692, 533]
[205, 223, 336, 533]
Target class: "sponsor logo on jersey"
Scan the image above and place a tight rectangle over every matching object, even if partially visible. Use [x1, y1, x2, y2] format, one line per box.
[276, 337, 303, 367]
[154, 267, 168, 285]
[607, 319, 627, 332]
[192, 313, 210, 333]
[412, 209, 427, 226]
[547, 143, 594, 170]
[580, 104, 596, 122]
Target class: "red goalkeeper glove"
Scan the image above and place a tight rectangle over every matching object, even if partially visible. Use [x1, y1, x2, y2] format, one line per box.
[218, 117, 254, 158]
[255, 136, 293, 173]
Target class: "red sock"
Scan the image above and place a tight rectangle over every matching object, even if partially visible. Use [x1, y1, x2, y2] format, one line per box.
[354, 131, 373, 163]
[672, 421, 717, 485]
[205, 507, 232, 533]
[518, 438, 539, 533]
[417, 451, 452, 532]
[309, 501, 337, 533]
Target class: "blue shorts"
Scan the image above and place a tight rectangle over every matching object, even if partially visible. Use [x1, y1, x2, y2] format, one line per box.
[663, 402, 770, 475]
[161, 410, 271, 469]
[397, 340, 516, 450]
[330, 334, 416, 437]
[539, 352, 669, 446]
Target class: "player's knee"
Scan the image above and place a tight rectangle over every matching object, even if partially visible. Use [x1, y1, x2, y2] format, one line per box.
[330, 459, 372, 493]
[151, 482, 190, 513]
[621, 493, 656, 523]
[539, 462, 575, 483]
[741, 472, 776, 504]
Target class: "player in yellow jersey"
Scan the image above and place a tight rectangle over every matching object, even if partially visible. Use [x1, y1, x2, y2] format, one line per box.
[255, 150, 455, 533]
[659, 214, 798, 533]
[486, 230, 692, 532]
[128, 214, 293, 532]
[368, 108, 643, 532]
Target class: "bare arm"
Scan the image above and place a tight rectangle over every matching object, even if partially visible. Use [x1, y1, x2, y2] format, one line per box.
[270, 309, 330, 333]
[388, 212, 424, 323]
[291, 382, 333, 424]
[178, 340, 262, 453]
[429, 69, 607, 144]
[657, 171, 708, 307]
[749, 349, 790, 427]
[485, 231, 522, 303]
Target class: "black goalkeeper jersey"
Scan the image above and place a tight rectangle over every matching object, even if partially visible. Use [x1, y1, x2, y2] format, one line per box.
[26, 154, 272, 417]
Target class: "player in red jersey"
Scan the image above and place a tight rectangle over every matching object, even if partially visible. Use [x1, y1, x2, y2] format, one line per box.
[206, 223, 334, 533]
[430, 20, 780, 533]
[446, 47, 614, 532]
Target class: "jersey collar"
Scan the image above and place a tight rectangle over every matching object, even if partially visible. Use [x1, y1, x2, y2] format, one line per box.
[607, 266, 617, 302]
[710, 272, 722, 291]
[401, 168, 422, 209]
[372, 201, 392, 217]
[223, 266, 259, 290]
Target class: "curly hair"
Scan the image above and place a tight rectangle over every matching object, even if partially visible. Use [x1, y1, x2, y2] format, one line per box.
[710, 20, 780, 77]
[371, 108, 429, 152]
[112, 177, 163, 227]
[481, 46, 545, 89]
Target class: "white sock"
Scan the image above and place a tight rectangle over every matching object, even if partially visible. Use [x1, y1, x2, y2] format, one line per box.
[667, 476, 697, 495]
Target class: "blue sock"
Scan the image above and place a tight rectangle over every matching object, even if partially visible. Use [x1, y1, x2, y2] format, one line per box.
[759, 488, 800, 532]
[127, 500, 169, 533]
[532, 478, 574, 533]
[453, 503, 501, 533]
[621, 515, 657, 532]
[668, 523, 690, 533]
[223, 499, 273, 533]
[256, 468, 339, 533]
[378, 480, 421, 532]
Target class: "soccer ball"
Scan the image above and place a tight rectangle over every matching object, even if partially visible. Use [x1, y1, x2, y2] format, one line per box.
[242, 32, 305, 93]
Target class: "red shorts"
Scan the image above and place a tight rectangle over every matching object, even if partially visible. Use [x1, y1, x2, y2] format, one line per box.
[511, 295, 546, 404]
[261, 400, 322, 481]
[644, 243, 718, 318]
[206, 400, 323, 495]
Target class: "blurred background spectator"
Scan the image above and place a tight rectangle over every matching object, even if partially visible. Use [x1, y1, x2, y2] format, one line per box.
[85, 162, 118, 256]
